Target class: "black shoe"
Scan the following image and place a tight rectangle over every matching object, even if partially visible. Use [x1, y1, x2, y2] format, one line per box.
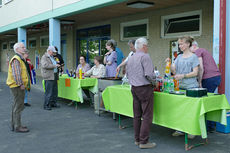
[51, 104, 60, 108]
[44, 107, 52, 110]
[24, 103, 31, 107]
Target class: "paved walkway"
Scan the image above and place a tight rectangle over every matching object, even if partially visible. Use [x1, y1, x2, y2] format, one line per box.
[0, 72, 230, 153]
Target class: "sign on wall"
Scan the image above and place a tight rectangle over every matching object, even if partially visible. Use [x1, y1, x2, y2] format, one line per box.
[170, 40, 182, 63]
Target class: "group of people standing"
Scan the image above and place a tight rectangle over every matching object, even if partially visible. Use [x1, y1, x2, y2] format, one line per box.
[6, 36, 221, 150]
[126, 36, 221, 149]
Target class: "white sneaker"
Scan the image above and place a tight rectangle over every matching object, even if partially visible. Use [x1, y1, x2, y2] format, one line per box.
[172, 131, 184, 137]
[139, 142, 157, 149]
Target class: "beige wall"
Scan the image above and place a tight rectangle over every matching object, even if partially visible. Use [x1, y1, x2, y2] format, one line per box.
[0, 29, 75, 76]
[0, 0, 81, 27]
[0, 39, 16, 72]
[110, 0, 213, 74]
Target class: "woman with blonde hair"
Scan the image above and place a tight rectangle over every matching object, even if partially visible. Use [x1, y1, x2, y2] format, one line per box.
[166, 36, 200, 139]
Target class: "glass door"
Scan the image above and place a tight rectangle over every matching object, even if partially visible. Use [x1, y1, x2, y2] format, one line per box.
[77, 25, 110, 66]
[88, 40, 99, 67]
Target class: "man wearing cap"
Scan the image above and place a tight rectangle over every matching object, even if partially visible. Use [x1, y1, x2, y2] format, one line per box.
[6, 42, 30, 133]
[41, 46, 60, 110]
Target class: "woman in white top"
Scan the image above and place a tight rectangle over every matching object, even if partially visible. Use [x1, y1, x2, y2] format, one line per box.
[85, 56, 106, 78]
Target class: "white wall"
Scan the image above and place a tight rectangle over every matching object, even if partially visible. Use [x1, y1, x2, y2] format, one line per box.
[0, 0, 81, 27]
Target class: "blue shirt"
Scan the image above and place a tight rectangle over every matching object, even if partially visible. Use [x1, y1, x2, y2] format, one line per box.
[116, 47, 124, 66]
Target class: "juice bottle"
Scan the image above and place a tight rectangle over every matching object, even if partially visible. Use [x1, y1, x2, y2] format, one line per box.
[174, 79, 179, 91]
[79, 68, 82, 79]
[165, 61, 171, 74]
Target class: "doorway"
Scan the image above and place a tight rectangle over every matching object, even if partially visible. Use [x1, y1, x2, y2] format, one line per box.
[77, 25, 110, 67]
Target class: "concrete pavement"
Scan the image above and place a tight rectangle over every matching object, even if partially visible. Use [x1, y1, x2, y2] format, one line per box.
[0, 72, 230, 153]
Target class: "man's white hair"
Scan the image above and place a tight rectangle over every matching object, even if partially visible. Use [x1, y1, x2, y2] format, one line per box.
[192, 40, 199, 47]
[135, 37, 148, 50]
[13, 42, 23, 53]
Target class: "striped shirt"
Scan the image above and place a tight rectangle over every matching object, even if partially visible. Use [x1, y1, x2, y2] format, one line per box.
[11, 58, 23, 86]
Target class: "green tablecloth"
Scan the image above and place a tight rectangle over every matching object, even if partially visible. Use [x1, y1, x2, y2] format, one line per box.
[102, 85, 230, 138]
[43, 75, 98, 103]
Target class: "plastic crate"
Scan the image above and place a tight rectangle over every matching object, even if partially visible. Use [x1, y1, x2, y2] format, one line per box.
[216, 112, 230, 133]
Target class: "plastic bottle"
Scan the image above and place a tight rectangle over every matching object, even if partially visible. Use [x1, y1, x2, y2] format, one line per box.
[73, 70, 76, 79]
[174, 79, 179, 91]
[70, 69, 73, 77]
[79, 68, 82, 79]
[82, 71, 85, 79]
[154, 66, 160, 77]
[169, 77, 174, 92]
[165, 61, 171, 74]
[163, 76, 169, 93]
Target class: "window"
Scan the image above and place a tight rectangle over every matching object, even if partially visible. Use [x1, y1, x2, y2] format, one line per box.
[77, 25, 110, 39]
[28, 38, 36, 48]
[0, 0, 2, 7]
[161, 10, 202, 38]
[2, 42, 8, 50]
[120, 19, 148, 41]
[40, 36, 49, 47]
[9, 41, 15, 50]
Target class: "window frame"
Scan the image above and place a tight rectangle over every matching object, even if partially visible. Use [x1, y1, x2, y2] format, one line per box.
[40, 35, 49, 47]
[9, 40, 15, 50]
[28, 37, 37, 49]
[2, 42, 8, 50]
[161, 10, 202, 39]
[120, 19, 149, 41]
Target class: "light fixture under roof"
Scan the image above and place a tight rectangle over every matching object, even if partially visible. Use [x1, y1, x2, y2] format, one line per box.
[61, 20, 75, 25]
[4, 34, 16, 37]
[127, 1, 154, 9]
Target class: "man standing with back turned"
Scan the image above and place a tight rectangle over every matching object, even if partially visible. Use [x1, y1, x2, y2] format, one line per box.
[127, 37, 156, 149]
[6, 42, 30, 133]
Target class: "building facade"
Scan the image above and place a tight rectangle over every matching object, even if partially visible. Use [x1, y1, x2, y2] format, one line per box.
[0, 0, 229, 100]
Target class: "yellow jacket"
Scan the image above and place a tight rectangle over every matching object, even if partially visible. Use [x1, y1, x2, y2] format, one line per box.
[6, 55, 30, 89]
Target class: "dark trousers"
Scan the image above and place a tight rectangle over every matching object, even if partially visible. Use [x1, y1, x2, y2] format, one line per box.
[10, 87, 25, 129]
[131, 85, 154, 144]
[202, 75, 221, 130]
[202, 75, 221, 93]
[51, 73, 58, 104]
[44, 80, 55, 107]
